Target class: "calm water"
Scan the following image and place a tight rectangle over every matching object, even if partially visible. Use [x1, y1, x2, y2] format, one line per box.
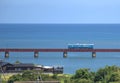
[0, 24, 120, 74]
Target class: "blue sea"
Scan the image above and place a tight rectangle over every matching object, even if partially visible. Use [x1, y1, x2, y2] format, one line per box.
[0, 24, 120, 74]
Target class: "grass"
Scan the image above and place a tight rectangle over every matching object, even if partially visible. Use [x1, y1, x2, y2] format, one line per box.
[1, 73, 72, 83]
[1, 73, 18, 81]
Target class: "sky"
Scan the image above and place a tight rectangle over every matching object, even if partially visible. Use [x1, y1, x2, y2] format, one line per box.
[0, 0, 120, 23]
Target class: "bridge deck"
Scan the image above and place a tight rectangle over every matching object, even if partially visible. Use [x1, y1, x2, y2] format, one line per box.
[1, 48, 120, 52]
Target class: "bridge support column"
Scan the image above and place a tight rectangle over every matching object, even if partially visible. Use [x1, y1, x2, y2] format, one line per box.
[34, 51, 39, 58]
[92, 52, 96, 58]
[63, 52, 67, 58]
[5, 51, 9, 58]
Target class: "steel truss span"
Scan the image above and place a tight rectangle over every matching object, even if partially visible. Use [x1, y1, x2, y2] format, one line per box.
[0, 48, 120, 52]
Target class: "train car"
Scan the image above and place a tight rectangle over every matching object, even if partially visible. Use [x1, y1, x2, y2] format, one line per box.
[68, 43, 94, 49]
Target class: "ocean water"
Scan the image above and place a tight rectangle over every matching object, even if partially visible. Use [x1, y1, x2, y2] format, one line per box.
[0, 24, 120, 74]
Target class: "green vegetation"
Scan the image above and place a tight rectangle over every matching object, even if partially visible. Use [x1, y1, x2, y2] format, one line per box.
[1, 65, 120, 83]
[15, 60, 21, 64]
[7, 70, 59, 83]
[68, 65, 120, 83]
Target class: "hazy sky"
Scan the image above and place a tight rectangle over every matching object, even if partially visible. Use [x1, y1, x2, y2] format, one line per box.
[0, 0, 120, 23]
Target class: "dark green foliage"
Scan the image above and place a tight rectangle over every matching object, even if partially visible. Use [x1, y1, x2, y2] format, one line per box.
[52, 74, 58, 79]
[8, 70, 58, 83]
[94, 65, 120, 83]
[8, 70, 38, 83]
[40, 74, 53, 80]
[7, 65, 120, 83]
[22, 70, 37, 81]
[76, 79, 93, 83]
[70, 66, 120, 83]
[73, 68, 94, 80]
[73, 68, 90, 79]
[15, 60, 21, 64]
[64, 79, 93, 83]
[71, 68, 94, 83]
[8, 74, 22, 83]
[109, 72, 120, 82]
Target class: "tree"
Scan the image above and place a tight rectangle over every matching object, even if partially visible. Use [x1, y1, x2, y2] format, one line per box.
[72, 68, 92, 79]
[94, 65, 120, 83]
[109, 72, 120, 82]
[15, 60, 21, 64]
[94, 68, 105, 82]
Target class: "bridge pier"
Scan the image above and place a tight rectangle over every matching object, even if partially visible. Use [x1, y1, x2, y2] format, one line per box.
[5, 51, 9, 58]
[63, 52, 67, 58]
[92, 52, 96, 58]
[34, 51, 39, 58]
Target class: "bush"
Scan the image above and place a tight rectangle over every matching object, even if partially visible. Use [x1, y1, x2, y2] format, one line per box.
[22, 70, 37, 81]
[8, 74, 22, 83]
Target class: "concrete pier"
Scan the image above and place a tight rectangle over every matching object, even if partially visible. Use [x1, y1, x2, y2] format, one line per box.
[63, 52, 67, 58]
[34, 51, 39, 58]
[5, 51, 9, 58]
[92, 52, 96, 58]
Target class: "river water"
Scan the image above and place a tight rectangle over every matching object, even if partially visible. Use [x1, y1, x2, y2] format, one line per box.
[0, 24, 120, 74]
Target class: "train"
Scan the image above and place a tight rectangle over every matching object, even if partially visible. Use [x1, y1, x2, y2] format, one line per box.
[68, 43, 94, 49]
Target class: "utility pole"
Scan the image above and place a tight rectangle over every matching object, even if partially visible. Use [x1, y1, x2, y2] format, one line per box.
[36, 71, 43, 83]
